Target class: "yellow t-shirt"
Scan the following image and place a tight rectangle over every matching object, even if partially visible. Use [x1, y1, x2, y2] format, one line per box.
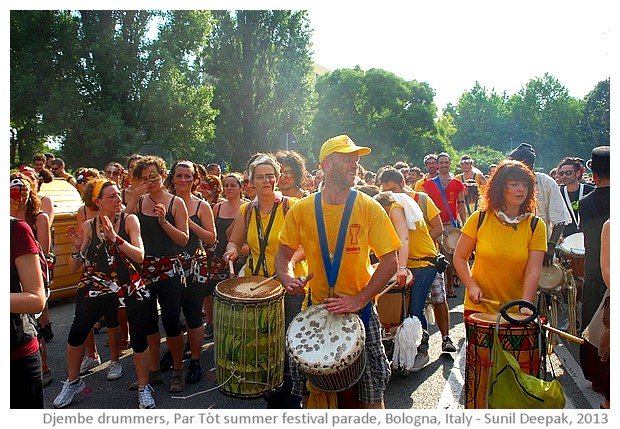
[242, 198, 307, 278]
[388, 202, 437, 269]
[462, 210, 548, 314]
[279, 191, 401, 304]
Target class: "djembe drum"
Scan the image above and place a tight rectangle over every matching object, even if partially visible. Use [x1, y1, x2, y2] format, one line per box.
[213, 276, 285, 398]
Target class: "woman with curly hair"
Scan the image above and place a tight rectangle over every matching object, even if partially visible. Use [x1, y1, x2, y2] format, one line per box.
[453, 159, 548, 319]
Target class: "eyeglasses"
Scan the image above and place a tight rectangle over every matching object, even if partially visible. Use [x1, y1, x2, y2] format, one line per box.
[50, 167, 60, 171]
[253, 174, 276, 182]
[557, 171, 574, 177]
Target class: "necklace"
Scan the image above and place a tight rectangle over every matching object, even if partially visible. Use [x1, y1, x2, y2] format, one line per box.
[148, 194, 160, 213]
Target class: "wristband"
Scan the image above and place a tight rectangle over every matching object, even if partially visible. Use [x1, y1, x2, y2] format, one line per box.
[398, 266, 408, 270]
[547, 241, 557, 247]
[457, 200, 465, 204]
[114, 235, 125, 246]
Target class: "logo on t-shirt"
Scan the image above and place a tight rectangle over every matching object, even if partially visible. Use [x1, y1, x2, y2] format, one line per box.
[346, 224, 361, 253]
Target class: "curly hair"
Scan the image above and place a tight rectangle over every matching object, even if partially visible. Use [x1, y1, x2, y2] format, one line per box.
[480, 159, 537, 215]
[133, 155, 167, 179]
[275, 150, 307, 188]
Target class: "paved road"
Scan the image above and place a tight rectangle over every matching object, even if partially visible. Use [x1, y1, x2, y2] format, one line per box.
[40, 284, 603, 411]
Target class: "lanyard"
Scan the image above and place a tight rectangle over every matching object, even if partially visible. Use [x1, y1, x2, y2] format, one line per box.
[562, 184, 584, 229]
[251, 201, 279, 276]
[433, 176, 458, 227]
[314, 190, 357, 295]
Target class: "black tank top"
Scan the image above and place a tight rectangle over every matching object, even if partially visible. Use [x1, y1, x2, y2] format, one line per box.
[86, 214, 131, 284]
[136, 195, 181, 257]
[184, 200, 203, 254]
[214, 206, 234, 257]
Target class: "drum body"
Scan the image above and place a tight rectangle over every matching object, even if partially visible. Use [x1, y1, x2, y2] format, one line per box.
[213, 276, 285, 398]
[465, 312, 541, 409]
[287, 304, 366, 392]
[442, 227, 461, 254]
[377, 269, 413, 330]
[559, 233, 585, 279]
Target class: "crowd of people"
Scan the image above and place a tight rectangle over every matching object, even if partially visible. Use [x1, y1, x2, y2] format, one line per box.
[10, 139, 610, 410]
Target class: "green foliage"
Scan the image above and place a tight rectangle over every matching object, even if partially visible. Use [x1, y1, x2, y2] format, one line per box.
[310, 67, 438, 170]
[204, 10, 315, 171]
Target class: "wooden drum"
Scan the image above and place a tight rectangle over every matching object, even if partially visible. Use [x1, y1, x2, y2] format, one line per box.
[465, 312, 542, 408]
[213, 276, 285, 398]
[287, 304, 366, 392]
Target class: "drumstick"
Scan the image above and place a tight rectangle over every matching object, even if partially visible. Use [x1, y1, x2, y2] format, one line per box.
[479, 298, 501, 307]
[377, 283, 395, 299]
[249, 275, 278, 291]
[542, 324, 585, 344]
[229, 259, 235, 277]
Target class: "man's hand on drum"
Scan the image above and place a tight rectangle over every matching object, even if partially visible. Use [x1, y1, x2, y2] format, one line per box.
[283, 272, 313, 295]
[323, 292, 365, 314]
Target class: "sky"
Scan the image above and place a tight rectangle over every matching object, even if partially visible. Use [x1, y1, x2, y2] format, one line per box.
[306, 1, 614, 111]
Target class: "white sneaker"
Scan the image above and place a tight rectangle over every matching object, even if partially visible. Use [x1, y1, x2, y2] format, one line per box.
[80, 356, 101, 374]
[411, 352, 430, 372]
[138, 384, 156, 409]
[53, 378, 86, 408]
[106, 361, 123, 380]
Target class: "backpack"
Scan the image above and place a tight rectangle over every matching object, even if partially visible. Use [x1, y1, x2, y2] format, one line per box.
[10, 217, 50, 291]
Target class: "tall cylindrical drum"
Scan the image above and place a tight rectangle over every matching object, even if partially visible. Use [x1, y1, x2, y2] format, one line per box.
[465, 312, 541, 408]
[214, 276, 285, 398]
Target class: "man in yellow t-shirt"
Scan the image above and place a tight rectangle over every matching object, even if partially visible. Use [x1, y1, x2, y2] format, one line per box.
[276, 135, 401, 409]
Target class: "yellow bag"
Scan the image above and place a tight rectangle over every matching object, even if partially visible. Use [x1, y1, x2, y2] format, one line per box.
[487, 313, 565, 409]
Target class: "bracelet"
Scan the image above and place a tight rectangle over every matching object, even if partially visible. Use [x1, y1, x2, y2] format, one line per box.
[114, 235, 125, 246]
[547, 241, 557, 247]
[398, 266, 408, 270]
[71, 251, 85, 262]
[458, 200, 465, 204]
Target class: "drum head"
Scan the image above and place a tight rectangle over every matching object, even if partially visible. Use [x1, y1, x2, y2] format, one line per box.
[215, 276, 283, 302]
[538, 264, 564, 290]
[286, 304, 365, 375]
[559, 233, 585, 256]
[469, 311, 531, 326]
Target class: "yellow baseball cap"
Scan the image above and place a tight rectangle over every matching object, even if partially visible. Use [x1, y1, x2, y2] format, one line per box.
[319, 135, 371, 163]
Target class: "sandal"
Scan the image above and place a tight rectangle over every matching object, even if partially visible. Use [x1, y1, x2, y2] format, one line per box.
[447, 290, 457, 298]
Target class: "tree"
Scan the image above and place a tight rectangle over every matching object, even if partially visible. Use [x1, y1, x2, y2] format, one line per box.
[204, 10, 315, 171]
[508, 73, 583, 170]
[580, 78, 610, 149]
[310, 67, 438, 170]
[11, 10, 219, 170]
[10, 10, 80, 167]
[449, 82, 513, 153]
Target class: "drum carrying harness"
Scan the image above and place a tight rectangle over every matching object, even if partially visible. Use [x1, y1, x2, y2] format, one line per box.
[311, 190, 372, 329]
